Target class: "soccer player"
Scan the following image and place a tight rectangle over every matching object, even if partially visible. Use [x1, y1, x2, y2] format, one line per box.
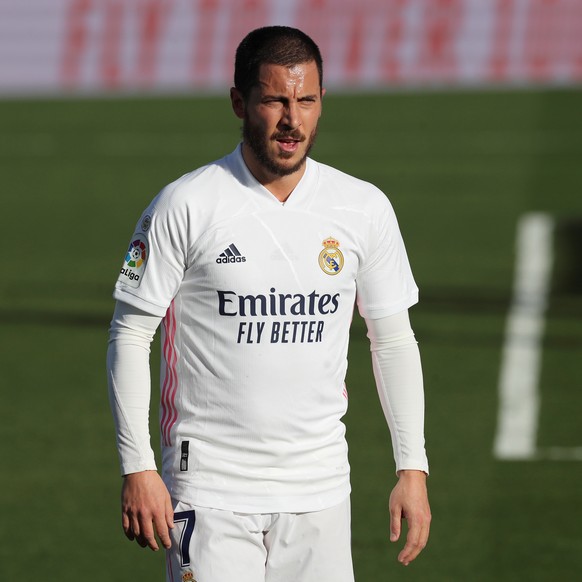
[107, 25, 430, 582]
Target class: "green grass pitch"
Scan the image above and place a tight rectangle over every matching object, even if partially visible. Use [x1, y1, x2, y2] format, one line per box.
[1, 89, 581, 580]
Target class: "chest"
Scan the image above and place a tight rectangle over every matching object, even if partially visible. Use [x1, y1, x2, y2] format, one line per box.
[185, 209, 365, 297]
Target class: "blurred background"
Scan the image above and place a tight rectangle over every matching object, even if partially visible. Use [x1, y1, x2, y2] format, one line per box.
[1, 0, 581, 580]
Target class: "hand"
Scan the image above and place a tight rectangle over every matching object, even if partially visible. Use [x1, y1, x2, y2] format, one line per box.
[389, 470, 431, 566]
[121, 470, 174, 551]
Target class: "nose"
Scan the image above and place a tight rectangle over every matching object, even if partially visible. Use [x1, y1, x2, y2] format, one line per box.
[280, 101, 301, 130]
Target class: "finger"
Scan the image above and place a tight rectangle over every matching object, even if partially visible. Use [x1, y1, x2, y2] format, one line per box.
[130, 515, 148, 548]
[389, 506, 402, 543]
[398, 519, 429, 566]
[165, 496, 175, 531]
[122, 513, 135, 541]
[399, 524, 423, 565]
[140, 525, 161, 551]
[156, 494, 175, 550]
[153, 514, 172, 550]
[126, 516, 158, 550]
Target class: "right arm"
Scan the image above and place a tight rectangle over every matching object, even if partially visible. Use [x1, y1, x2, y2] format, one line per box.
[106, 300, 173, 551]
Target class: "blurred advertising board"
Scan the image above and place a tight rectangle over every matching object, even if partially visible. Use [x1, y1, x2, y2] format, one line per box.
[1, 0, 580, 95]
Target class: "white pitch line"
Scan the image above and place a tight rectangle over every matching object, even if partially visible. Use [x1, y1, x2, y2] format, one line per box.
[494, 213, 554, 460]
[536, 447, 582, 461]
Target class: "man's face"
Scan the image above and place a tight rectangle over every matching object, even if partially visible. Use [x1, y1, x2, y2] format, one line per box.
[233, 61, 324, 181]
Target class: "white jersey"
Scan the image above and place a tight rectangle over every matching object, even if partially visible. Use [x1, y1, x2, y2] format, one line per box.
[113, 145, 419, 513]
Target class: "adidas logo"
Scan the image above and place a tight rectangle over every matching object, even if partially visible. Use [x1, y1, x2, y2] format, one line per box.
[216, 243, 247, 264]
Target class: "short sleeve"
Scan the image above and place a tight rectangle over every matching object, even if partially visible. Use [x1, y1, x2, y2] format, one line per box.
[113, 184, 189, 317]
[356, 194, 418, 319]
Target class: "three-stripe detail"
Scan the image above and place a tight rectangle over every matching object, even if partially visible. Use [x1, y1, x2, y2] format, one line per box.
[161, 300, 178, 446]
[219, 243, 242, 259]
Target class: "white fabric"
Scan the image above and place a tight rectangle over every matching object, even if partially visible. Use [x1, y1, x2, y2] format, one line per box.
[107, 304, 429, 478]
[166, 498, 354, 582]
[107, 304, 162, 475]
[365, 311, 429, 475]
[109, 145, 421, 512]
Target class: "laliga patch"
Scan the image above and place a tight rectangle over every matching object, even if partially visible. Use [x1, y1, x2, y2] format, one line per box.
[119, 234, 148, 288]
[318, 236, 344, 275]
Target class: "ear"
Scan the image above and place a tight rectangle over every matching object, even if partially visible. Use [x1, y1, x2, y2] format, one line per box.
[230, 87, 245, 119]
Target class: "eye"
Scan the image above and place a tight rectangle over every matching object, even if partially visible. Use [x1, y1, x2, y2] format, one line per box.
[262, 98, 285, 108]
[299, 97, 317, 107]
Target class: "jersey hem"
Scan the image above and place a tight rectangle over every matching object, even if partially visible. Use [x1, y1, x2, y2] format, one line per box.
[358, 290, 419, 320]
[166, 483, 352, 514]
[395, 459, 430, 476]
[120, 459, 158, 476]
[113, 288, 169, 317]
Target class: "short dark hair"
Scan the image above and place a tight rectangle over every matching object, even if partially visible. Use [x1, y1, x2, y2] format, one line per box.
[234, 26, 323, 99]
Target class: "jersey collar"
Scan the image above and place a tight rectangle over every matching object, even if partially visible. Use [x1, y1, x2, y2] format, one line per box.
[231, 144, 318, 209]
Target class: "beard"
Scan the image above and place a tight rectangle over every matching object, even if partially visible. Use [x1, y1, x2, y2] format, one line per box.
[242, 116, 318, 177]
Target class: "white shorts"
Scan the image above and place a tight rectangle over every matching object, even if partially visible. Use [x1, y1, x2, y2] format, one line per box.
[166, 497, 354, 582]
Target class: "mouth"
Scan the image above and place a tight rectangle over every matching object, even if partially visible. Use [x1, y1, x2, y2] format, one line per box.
[274, 133, 304, 154]
[277, 140, 299, 153]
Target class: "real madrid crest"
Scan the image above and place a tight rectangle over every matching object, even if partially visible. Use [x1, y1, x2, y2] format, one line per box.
[318, 236, 344, 276]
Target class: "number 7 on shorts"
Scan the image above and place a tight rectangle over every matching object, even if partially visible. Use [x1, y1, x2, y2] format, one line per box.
[173, 510, 196, 567]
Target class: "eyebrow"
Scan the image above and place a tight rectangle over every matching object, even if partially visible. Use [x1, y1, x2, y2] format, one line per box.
[261, 93, 319, 101]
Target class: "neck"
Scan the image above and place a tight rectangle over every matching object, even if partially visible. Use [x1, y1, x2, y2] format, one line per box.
[240, 143, 306, 203]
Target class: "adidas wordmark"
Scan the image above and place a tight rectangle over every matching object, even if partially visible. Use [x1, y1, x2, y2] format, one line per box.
[216, 243, 247, 264]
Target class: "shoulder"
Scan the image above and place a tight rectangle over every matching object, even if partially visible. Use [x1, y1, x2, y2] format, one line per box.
[135, 149, 248, 248]
[153, 152, 238, 212]
[312, 159, 394, 212]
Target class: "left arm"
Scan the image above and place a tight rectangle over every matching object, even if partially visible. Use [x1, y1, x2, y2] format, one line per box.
[365, 310, 431, 565]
